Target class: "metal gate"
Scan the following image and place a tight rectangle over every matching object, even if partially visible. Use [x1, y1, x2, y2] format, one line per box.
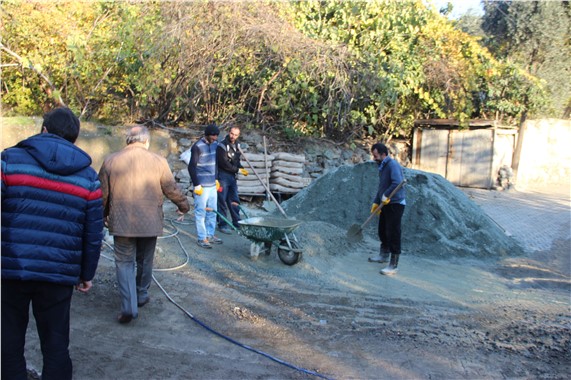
[447, 129, 493, 188]
[412, 127, 514, 189]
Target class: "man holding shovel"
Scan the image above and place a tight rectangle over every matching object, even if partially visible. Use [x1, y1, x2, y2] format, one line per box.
[368, 143, 406, 275]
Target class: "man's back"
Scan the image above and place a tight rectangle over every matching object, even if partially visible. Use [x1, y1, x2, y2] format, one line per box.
[1, 133, 103, 285]
[2, 107, 103, 380]
[99, 142, 189, 237]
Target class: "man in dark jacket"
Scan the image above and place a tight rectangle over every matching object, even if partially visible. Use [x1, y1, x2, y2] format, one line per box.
[368, 143, 406, 275]
[216, 125, 248, 234]
[1, 107, 104, 380]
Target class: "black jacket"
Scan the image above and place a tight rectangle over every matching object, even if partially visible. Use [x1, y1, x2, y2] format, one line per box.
[216, 135, 242, 175]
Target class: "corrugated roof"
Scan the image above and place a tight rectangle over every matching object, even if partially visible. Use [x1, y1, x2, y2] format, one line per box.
[413, 119, 516, 129]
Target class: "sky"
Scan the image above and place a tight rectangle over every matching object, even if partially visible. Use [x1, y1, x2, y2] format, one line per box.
[429, 0, 485, 18]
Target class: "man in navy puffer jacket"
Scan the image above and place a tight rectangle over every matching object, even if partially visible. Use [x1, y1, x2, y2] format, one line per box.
[1, 107, 104, 380]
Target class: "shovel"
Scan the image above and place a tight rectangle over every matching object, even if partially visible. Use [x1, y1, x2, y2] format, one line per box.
[346, 180, 406, 243]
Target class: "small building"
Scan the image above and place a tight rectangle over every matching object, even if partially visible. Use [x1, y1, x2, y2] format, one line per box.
[411, 119, 518, 189]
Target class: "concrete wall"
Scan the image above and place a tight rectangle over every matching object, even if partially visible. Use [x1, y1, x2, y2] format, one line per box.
[516, 119, 571, 190]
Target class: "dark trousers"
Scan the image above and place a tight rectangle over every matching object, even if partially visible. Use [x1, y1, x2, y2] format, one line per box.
[378, 203, 405, 255]
[217, 171, 241, 228]
[1, 279, 73, 380]
[113, 236, 157, 318]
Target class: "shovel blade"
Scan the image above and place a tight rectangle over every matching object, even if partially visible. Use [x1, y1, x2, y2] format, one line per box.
[346, 224, 363, 243]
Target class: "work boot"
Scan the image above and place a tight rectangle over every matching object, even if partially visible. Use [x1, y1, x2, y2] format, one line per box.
[368, 252, 389, 263]
[380, 254, 400, 275]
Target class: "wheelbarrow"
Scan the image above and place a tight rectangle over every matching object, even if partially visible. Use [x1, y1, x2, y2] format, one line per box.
[208, 207, 303, 265]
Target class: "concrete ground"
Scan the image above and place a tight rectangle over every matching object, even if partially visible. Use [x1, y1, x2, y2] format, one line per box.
[461, 184, 570, 275]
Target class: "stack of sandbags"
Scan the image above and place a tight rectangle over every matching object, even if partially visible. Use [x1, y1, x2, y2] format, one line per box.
[270, 152, 311, 193]
[237, 153, 274, 195]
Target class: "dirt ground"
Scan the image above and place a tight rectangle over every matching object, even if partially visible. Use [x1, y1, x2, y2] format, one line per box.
[22, 177, 570, 380]
[3, 119, 569, 379]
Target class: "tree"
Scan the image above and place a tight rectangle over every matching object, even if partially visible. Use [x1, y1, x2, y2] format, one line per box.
[456, 11, 485, 38]
[0, 0, 143, 118]
[0, 0, 553, 141]
[482, 0, 571, 118]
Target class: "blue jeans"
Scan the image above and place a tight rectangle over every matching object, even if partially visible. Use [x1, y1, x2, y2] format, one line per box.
[1, 279, 73, 380]
[194, 185, 217, 240]
[217, 171, 241, 228]
[113, 236, 157, 318]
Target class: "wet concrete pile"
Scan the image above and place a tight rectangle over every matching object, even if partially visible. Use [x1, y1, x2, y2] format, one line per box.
[282, 161, 524, 258]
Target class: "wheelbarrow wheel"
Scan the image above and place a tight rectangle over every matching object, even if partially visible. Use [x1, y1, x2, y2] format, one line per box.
[277, 239, 302, 266]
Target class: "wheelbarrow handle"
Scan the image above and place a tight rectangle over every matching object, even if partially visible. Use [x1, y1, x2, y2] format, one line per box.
[230, 202, 250, 219]
[204, 207, 240, 232]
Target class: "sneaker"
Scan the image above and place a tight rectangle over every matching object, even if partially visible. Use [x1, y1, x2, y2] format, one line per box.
[208, 235, 223, 244]
[380, 265, 398, 275]
[197, 239, 212, 249]
[218, 226, 232, 235]
[368, 253, 389, 263]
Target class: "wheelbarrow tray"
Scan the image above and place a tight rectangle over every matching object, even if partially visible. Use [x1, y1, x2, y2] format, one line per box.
[238, 217, 302, 243]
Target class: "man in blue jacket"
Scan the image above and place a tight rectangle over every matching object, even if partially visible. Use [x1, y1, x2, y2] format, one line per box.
[188, 124, 223, 248]
[1, 107, 104, 380]
[368, 143, 406, 275]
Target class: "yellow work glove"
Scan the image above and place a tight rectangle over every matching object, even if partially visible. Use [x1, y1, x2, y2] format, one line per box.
[193, 185, 203, 196]
[381, 195, 390, 206]
[370, 203, 379, 214]
[239, 168, 248, 176]
[215, 180, 222, 193]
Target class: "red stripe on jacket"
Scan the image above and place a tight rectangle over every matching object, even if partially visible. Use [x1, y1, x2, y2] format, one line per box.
[3, 174, 101, 201]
